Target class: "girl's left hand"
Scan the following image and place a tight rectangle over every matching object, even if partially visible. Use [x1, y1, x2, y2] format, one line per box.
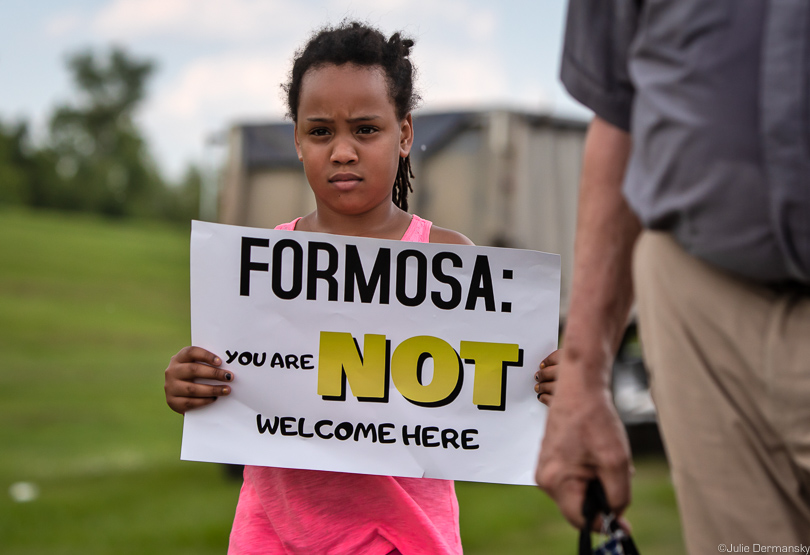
[534, 349, 561, 406]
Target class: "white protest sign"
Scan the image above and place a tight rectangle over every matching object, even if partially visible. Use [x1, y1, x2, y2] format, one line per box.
[181, 220, 560, 485]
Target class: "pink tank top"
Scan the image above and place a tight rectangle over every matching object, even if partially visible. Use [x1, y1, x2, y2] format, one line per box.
[273, 214, 432, 243]
[228, 215, 462, 555]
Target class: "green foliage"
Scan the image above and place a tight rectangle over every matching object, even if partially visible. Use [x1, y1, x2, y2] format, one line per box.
[48, 47, 165, 217]
[0, 46, 202, 222]
[0, 208, 684, 554]
[0, 121, 30, 203]
[0, 120, 59, 206]
[155, 163, 204, 223]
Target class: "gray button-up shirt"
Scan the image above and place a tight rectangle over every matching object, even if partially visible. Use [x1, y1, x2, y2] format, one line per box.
[561, 0, 810, 284]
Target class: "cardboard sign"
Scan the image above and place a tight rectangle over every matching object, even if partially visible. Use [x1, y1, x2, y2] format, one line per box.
[181, 220, 560, 485]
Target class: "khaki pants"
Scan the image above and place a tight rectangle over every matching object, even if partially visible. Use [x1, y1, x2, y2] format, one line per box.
[633, 231, 810, 553]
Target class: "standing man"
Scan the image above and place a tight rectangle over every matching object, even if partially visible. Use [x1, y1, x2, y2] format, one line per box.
[536, 0, 810, 551]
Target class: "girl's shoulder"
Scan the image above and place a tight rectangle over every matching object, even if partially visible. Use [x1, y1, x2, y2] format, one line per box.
[274, 217, 302, 231]
[428, 225, 474, 246]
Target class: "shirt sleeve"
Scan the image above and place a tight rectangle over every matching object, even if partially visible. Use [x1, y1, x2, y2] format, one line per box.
[559, 0, 641, 131]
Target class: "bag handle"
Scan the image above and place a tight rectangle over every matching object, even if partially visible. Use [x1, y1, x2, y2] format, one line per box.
[578, 479, 640, 555]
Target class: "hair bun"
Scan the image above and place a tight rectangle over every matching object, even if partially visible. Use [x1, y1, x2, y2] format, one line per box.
[388, 33, 413, 57]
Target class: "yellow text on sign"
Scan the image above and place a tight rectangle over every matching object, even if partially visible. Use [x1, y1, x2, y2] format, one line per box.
[317, 332, 522, 410]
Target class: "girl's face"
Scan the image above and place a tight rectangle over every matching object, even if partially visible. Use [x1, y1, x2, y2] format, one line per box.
[294, 63, 413, 218]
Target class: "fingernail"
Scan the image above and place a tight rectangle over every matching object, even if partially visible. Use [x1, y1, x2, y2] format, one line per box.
[540, 362, 546, 369]
[214, 357, 222, 366]
[225, 372, 232, 381]
[223, 387, 230, 395]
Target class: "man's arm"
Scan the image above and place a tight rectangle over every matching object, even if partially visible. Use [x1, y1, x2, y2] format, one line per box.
[535, 115, 640, 528]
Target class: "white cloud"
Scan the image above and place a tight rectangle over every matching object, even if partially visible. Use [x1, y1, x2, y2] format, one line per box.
[420, 1, 497, 40]
[466, 9, 497, 41]
[141, 52, 290, 177]
[93, 0, 316, 42]
[417, 46, 508, 108]
[43, 11, 84, 37]
[323, 0, 497, 41]
[151, 53, 287, 118]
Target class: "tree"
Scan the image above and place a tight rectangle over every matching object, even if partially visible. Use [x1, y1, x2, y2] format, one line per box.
[49, 47, 164, 217]
[0, 119, 59, 207]
[154, 163, 203, 223]
[0, 121, 31, 204]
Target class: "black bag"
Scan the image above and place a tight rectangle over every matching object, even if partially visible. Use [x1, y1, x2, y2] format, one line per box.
[578, 479, 640, 555]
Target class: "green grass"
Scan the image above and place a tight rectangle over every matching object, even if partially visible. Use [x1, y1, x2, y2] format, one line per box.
[0, 206, 683, 553]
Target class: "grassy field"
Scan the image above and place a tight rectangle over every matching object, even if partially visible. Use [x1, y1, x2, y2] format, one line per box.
[0, 207, 683, 553]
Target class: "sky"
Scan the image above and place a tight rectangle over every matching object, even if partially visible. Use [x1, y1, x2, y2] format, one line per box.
[1, 0, 590, 180]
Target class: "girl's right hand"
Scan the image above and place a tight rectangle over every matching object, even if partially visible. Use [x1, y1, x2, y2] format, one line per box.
[164, 346, 234, 414]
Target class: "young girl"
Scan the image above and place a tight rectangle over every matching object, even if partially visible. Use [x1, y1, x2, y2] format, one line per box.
[164, 21, 558, 554]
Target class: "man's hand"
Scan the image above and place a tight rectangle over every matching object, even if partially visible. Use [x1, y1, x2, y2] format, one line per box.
[535, 362, 633, 528]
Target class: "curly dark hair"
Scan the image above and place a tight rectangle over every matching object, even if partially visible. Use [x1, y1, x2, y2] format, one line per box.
[284, 21, 420, 211]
